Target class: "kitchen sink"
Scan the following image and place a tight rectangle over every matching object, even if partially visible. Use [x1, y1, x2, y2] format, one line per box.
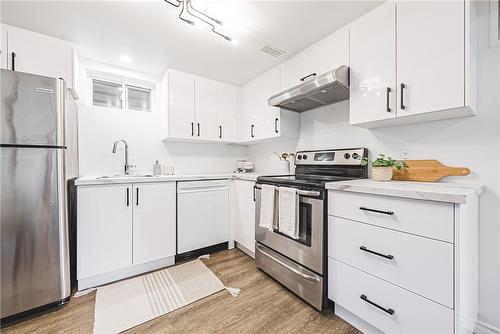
[96, 174, 154, 179]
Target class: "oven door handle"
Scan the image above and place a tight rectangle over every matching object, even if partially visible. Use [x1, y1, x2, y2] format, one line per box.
[254, 185, 320, 197]
[256, 245, 320, 282]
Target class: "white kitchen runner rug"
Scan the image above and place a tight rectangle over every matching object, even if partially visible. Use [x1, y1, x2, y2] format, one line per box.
[93, 259, 239, 333]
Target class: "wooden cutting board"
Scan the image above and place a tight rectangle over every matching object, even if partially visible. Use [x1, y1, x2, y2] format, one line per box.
[391, 160, 470, 182]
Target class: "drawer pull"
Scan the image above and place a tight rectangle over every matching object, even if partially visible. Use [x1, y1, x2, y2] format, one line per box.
[359, 207, 394, 215]
[360, 294, 395, 315]
[360, 246, 394, 260]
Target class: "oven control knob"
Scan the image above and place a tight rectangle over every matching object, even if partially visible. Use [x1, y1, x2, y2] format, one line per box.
[344, 153, 351, 159]
[352, 152, 360, 160]
[297, 155, 303, 160]
[303, 154, 308, 160]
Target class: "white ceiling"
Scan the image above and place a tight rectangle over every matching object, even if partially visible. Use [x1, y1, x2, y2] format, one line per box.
[1, 1, 381, 85]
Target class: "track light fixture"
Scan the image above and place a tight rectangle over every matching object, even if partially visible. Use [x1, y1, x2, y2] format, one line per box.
[164, 0, 234, 43]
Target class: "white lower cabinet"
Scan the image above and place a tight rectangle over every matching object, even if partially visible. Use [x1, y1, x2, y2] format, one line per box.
[77, 182, 176, 288]
[328, 189, 479, 334]
[231, 179, 256, 255]
[132, 182, 176, 265]
[77, 184, 133, 279]
[329, 259, 453, 334]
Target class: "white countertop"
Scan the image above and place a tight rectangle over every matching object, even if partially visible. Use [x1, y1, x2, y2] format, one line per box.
[75, 172, 267, 186]
[325, 179, 484, 204]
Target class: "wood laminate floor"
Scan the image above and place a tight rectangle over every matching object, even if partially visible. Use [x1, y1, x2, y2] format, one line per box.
[2, 249, 360, 334]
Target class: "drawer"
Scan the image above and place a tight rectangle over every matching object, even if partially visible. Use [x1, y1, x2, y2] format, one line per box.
[328, 191, 454, 242]
[328, 259, 453, 334]
[328, 216, 453, 307]
[255, 243, 323, 310]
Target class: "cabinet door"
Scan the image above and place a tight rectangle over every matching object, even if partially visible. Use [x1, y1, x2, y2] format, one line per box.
[168, 70, 195, 139]
[216, 83, 238, 141]
[281, 28, 349, 91]
[241, 82, 257, 141]
[77, 184, 132, 279]
[234, 180, 255, 253]
[253, 67, 281, 140]
[397, 1, 464, 116]
[256, 67, 281, 139]
[4, 24, 73, 88]
[194, 77, 218, 140]
[350, 2, 396, 124]
[132, 182, 176, 265]
[1, 25, 7, 69]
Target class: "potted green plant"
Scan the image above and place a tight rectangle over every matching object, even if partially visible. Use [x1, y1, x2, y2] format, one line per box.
[361, 154, 408, 181]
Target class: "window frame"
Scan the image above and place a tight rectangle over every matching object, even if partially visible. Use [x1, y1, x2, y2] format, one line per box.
[87, 69, 156, 113]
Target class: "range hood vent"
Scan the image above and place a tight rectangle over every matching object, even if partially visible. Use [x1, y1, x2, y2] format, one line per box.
[268, 65, 350, 112]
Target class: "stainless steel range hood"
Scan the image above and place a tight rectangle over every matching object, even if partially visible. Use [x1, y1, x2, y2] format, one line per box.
[268, 65, 350, 112]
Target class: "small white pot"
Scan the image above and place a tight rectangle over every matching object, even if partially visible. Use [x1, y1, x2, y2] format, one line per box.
[371, 166, 393, 182]
[279, 160, 290, 175]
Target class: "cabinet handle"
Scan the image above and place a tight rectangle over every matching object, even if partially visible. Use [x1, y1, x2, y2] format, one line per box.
[197, 123, 200, 137]
[126, 188, 129, 206]
[11, 52, 16, 71]
[360, 246, 394, 260]
[400, 83, 406, 110]
[251, 124, 255, 138]
[359, 206, 394, 215]
[136, 188, 139, 206]
[191, 122, 194, 136]
[386, 87, 392, 112]
[274, 118, 279, 133]
[360, 295, 395, 315]
[219, 125, 222, 139]
[300, 73, 316, 82]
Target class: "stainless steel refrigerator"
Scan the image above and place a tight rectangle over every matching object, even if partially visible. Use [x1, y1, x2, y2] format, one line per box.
[1, 69, 78, 323]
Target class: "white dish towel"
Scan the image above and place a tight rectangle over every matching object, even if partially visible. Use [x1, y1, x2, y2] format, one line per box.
[278, 187, 299, 239]
[259, 184, 275, 231]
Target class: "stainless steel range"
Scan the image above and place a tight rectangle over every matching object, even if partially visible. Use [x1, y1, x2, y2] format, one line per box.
[254, 148, 368, 310]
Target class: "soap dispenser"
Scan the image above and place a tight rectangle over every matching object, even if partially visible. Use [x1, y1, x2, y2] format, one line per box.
[153, 160, 161, 176]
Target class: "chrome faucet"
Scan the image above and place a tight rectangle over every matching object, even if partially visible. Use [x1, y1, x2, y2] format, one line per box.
[112, 140, 134, 175]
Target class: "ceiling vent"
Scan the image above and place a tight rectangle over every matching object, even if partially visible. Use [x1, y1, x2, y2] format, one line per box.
[259, 45, 286, 58]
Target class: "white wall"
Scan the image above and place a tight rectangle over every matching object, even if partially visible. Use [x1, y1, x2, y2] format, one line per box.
[248, 1, 500, 331]
[76, 59, 247, 176]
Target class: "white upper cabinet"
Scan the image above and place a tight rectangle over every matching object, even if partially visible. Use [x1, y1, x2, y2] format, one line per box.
[350, 0, 475, 128]
[216, 83, 238, 141]
[195, 77, 218, 140]
[241, 66, 299, 142]
[396, 1, 464, 116]
[1, 25, 7, 69]
[165, 69, 239, 143]
[168, 69, 195, 139]
[132, 182, 176, 265]
[1, 24, 74, 89]
[349, 2, 397, 124]
[281, 27, 349, 91]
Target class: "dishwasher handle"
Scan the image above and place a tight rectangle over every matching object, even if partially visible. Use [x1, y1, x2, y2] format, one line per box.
[177, 180, 230, 193]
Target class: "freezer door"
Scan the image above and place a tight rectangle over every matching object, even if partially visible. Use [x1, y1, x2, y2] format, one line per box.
[1, 147, 70, 319]
[1, 69, 65, 147]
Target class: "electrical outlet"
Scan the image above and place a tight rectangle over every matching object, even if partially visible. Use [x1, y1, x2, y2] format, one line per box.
[402, 150, 409, 160]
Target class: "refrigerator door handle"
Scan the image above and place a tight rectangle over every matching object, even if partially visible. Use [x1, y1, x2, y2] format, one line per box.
[56, 148, 71, 299]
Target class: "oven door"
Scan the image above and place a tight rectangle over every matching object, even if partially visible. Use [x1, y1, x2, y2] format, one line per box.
[254, 184, 324, 274]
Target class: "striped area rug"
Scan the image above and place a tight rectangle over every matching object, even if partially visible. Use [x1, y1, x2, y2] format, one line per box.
[93, 259, 227, 333]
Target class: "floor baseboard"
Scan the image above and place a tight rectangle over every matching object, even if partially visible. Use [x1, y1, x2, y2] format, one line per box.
[475, 319, 500, 334]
